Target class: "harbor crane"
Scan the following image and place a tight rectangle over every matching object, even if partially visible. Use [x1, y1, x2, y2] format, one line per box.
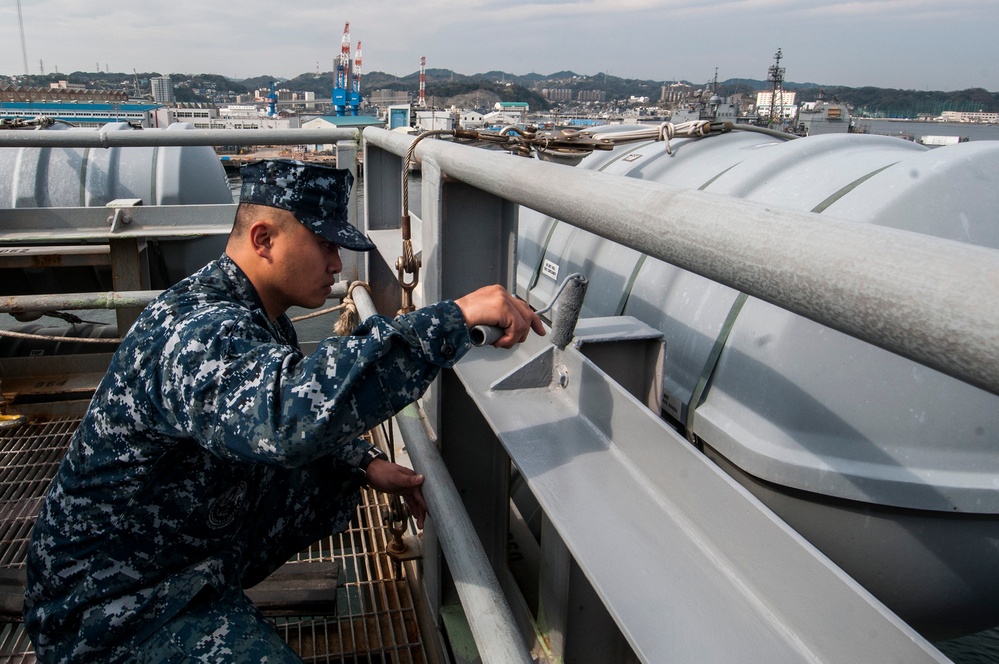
[419, 56, 427, 108]
[330, 20, 365, 116]
[348, 41, 362, 116]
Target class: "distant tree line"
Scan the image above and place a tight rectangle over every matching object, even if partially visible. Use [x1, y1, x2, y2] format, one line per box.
[717, 81, 999, 117]
[4, 70, 996, 116]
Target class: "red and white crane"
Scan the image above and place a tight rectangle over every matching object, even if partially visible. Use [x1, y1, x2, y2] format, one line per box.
[419, 56, 427, 108]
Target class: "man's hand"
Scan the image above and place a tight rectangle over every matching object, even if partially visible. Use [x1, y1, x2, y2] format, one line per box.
[454, 285, 546, 348]
[364, 458, 428, 529]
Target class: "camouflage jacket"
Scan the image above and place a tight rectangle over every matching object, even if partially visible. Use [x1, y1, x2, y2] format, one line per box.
[24, 254, 471, 663]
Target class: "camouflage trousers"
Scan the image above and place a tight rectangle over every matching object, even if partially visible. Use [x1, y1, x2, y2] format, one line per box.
[132, 463, 361, 663]
[132, 587, 301, 663]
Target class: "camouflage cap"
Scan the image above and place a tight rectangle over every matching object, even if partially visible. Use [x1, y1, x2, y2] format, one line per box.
[239, 159, 376, 252]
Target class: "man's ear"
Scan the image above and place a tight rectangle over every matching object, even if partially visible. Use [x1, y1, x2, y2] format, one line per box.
[248, 220, 277, 259]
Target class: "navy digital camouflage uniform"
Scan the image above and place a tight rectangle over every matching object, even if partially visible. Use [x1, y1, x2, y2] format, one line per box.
[24, 160, 472, 662]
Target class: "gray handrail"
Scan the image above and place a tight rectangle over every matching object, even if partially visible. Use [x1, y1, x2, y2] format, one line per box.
[350, 285, 534, 664]
[0, 127, 359, 148]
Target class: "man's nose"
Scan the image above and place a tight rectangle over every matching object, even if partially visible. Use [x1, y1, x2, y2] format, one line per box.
[329, 246, 342, 274]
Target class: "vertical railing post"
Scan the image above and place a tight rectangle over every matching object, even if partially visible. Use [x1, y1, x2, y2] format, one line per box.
[417, 153, 531, 651]
[335, 136, 362, 284]
[360, 134, 406, 316]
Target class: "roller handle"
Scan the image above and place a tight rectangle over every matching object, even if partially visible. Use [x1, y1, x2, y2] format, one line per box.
[469, 325, 503, 347]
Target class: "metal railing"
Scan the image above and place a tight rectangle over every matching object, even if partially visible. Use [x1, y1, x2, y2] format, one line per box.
[365, 126, 999, 399]
[362, 126, 965, 662]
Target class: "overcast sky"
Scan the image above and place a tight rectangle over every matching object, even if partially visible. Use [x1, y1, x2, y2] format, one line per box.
[3, 0, 997, 92]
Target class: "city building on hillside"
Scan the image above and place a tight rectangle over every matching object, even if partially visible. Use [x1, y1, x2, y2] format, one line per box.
[49, 80, 87, 92]
[151, 76, 175, 104]
[661, 83, 692, 103]
[577, 90, 606, 102]
[542, 88, 572, 102]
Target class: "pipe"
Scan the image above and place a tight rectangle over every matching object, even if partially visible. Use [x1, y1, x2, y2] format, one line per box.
[351, 285, 533, 664]
[0, 284, 349, 315]
[0, 290, 163, 314]
[365, 127, 999, 399]
[0, 128, 359, 149]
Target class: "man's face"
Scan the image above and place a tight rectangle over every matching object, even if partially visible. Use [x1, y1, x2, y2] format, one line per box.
[270, 211, 343, 312]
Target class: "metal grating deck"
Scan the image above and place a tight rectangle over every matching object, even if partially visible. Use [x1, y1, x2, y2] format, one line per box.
[0, 418, 429, 663]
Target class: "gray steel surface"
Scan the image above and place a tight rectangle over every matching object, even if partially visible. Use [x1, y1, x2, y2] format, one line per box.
[451, 333, 947, 663]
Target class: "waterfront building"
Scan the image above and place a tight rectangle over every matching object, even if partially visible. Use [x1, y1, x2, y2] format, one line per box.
[414, 109, 454, 132]
[300, 115, 385, 151]
[170, 104, 221, 128]
[460, 110, 485, 129]
[0, 100, 165, 127]
[0, 85, 127, 104]
[941, 110, 999, 123]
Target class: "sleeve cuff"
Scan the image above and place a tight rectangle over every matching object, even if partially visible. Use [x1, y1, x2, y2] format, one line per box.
[403, 300, 472, 367]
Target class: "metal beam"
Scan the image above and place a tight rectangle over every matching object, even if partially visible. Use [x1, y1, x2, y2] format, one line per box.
[0, 204, 235, 243]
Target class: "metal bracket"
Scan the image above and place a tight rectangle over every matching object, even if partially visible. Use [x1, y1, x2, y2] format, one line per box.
[106, 198, 143, 234]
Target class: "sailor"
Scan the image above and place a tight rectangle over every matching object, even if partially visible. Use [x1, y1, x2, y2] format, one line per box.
[24, 159, 544, 663]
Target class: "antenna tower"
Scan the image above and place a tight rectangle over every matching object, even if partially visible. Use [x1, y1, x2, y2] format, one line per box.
[419, 56, 427, 108]
[767, 47, 786, 126]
